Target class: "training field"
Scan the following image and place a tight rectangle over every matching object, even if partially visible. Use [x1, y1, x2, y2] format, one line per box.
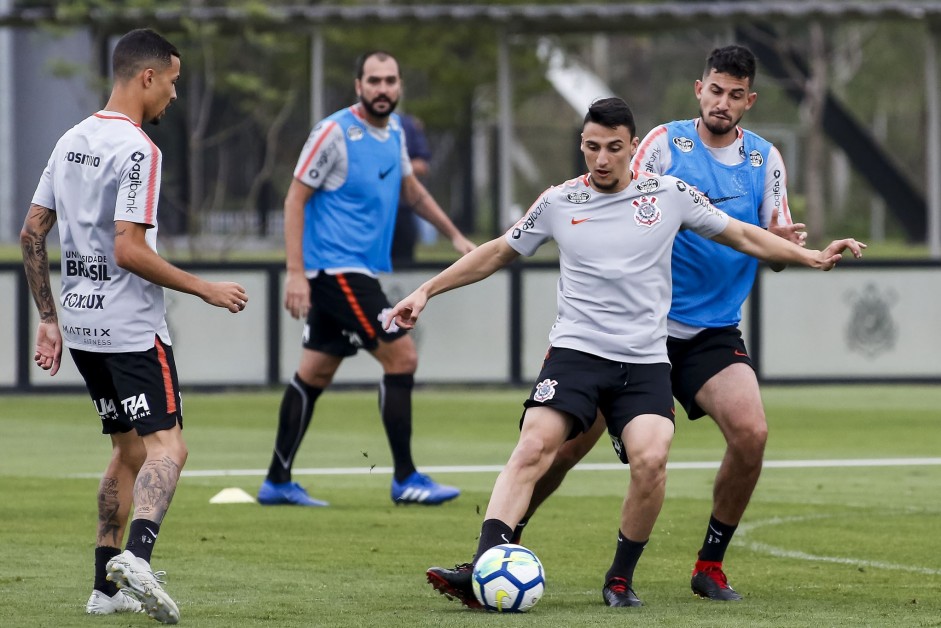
[1, 385, 939, 627]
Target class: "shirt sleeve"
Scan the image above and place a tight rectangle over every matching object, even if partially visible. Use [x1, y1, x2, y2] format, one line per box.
[674, 178, 730, 238]
[631, 124, 671, 174]
[294, 121, 344, 189]
[31, 153, 56, 210]
[399, 132, 414, 178]
[504, 189, 554, 256]
[760, 146, 791, 228]
[115, 144, 161, 227]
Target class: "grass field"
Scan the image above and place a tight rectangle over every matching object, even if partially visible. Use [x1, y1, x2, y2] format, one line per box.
[1, 386, 940, 627]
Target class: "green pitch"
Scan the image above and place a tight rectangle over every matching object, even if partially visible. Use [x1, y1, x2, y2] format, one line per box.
[1, 386, 939, 627]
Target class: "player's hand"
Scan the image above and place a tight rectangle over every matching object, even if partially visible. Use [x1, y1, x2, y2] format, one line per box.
[814, 238, 867, 270]
[284, 270, 310, 319]
[451, 234, 477, 256]
[203, 281, 249, 313]
[384, 290, 429, 330]
[769, 207, 807, 246]
[34, 321, 62, 376]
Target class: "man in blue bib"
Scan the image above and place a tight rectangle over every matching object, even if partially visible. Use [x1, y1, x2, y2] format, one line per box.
[508, 45, 807, 602]
[259, 50, 475, 507]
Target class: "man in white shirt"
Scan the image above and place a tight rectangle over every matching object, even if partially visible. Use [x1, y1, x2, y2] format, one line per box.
[516, 45, 807, 602]
[394, 97, 863, 609]
[21, 28, 247, 624]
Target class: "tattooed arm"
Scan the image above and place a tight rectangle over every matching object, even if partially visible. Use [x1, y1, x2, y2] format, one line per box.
[20, 204, 62, 375]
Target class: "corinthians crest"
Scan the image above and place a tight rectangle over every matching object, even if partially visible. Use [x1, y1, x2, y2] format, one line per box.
[845, 283, 897, 358]
[633, 195, 661, 227]
[533, 378, 558, 402]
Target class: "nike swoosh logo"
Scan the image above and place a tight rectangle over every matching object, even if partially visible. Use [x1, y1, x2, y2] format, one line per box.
[571, 217, 590, 225]
[379, 166, 395, 179]
[706, 194, 742, 205]
[500, 534, 510, 543]
[734, 350, 748, 357]
[144, 527, 158, 538]
[709, 525, 724, 536]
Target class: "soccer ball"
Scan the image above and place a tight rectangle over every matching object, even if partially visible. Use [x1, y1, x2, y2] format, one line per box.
[472, 543, 545, 612]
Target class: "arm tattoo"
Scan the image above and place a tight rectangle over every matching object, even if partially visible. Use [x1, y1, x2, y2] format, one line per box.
[132, 456, 182, 525]
[97, 476, 124, 546]
[20, 205, 58, 323]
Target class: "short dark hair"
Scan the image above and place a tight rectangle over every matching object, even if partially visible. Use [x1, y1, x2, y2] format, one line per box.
[704, 45, 756, 85]
[112, 28, 179, 81]
[583, 97, 636, 137]
[354, 50, 397, 79]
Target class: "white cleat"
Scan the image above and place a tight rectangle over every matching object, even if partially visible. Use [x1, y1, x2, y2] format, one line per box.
[106, 550, 180, 624]
[85, 588, 144, 614]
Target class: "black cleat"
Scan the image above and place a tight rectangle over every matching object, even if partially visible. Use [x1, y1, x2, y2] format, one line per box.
[691, 561, 743, 601]
[426, 563, 482, 609]
[602, 577, 643, 607]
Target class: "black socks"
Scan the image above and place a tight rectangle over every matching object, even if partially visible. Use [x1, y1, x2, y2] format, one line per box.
[94, 546, 121, 595]
[125, 519, 160, 564]
[267, 374, 323, 484]
[380, 373, 417, 482]
[476, 519, 514, 561]
[605, 530, 648, 585]
[699, 514, 737, 562]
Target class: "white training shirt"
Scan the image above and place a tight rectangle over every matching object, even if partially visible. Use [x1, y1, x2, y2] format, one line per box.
[505, 171, 730, 364]
[32, 110, 170, 352]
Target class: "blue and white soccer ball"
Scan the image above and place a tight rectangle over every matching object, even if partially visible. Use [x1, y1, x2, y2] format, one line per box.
[472, 543, 545, 612]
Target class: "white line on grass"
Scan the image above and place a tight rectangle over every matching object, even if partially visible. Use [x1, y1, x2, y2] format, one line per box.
[65, 456, 941, 479]
[738, 515, 941, 576]
[64, 457, 941, 576]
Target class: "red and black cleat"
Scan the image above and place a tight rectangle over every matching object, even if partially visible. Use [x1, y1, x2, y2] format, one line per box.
[426, 563, 482, 609]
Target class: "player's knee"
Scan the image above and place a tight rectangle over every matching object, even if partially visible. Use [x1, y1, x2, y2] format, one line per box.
[627, 448, 669, 487]
[113, 444, 146, 472]
[728, 419, 768, 460]
[385, 355, 417, 375]
[509, 434, 556, 472]
[112, 434, 146, 469]
[297, 368, 334, 389]
[383, 348, 418, 374]
[147, 432, 188, 468]
[176, 441, 189, 466]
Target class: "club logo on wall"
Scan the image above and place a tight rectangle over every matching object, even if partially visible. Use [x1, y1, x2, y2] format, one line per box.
[845, 283, 897, 357]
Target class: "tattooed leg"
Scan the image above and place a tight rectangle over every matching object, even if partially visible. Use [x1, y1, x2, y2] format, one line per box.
[97, 432, 145, 547]
[133, 427, 188, 525]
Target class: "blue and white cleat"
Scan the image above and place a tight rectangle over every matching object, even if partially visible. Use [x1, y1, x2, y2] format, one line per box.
[391, 471, 460, 505]
[257, 480, 329, 507]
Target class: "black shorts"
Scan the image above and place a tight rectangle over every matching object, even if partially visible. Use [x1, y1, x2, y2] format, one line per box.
[69, 336, 183, 436]
[302, 273, 408, 357]
[522, 347, 674, 464]
[667, 326, 754, 420]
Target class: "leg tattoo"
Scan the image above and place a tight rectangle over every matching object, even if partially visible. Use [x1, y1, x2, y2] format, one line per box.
[133, 456, 182, 525]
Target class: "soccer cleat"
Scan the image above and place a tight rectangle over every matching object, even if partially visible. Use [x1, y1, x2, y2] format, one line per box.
[85, 589, 144, 614]
[106, 550, 180, 624]
[257, 480, 329, 507]
[426, 563, 482, 609]
[602, 577, 643, 607]
[691, 560, 743, 601]
[391, 472, 460, 505]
